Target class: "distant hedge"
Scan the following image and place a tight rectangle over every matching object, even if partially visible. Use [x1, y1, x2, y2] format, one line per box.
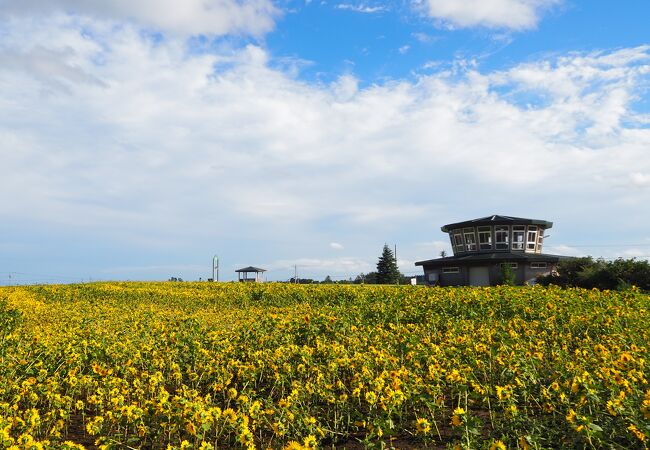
[537, 256, 650, 291]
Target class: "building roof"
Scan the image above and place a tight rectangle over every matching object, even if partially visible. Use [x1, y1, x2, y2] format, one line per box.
[415, 252, 567, 267]
[235, 266, 266, 273]
[441, 215, 553, 232]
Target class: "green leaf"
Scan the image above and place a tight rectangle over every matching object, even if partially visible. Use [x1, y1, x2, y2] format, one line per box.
[588, 423, 603, 432]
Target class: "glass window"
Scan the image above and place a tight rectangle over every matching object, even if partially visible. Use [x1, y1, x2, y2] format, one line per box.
[530, 262, 547, 269]
[478, 226, 492, 250]
[512, 226, 525, 250]
[537, 231, 544, 252]
[500, 262, 518, 269]
[442, 267, 460, 273]
[526, 226, 537, 251]
[453, 231, 464, 253]
[463, 227, 477, 251]
[495, 226, 509, 250]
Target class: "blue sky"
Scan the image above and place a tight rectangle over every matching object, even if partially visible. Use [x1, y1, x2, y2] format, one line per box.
[266, 1, 649, 85]
[1, 0, 649, 284]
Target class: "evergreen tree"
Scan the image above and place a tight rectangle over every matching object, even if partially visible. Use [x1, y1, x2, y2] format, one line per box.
[376, 244, 400, 284]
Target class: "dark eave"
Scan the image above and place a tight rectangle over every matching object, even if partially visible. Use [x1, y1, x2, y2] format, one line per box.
[415, 252, 568, 267]
[235, 266, 266, 273]
[441, 215, 553, 232]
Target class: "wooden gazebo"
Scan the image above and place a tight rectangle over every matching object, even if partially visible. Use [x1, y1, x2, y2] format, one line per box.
[235, 266, 266, 283]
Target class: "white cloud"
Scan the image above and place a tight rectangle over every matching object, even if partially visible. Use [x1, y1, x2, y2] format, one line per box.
[425, 0, 561, 30]
[1, 17, 650, 274]
[336, 3, 387, 14]
[545, 245, 585, 257]
[266, 257, 373, 275]
[342, 205, 429, 224]
[398, 45, 410, 55]
[101, 264, 206, 274]
[0, 0, 278, 36]
[544, 245, 650, 262]
[629, 173, 650, 188]
[412, 32, 438, 43]
[330, 242, 345, 250]
[331, 74, 359, 101]
[417, 240, 452, 256]
[620, 248, 649, 259]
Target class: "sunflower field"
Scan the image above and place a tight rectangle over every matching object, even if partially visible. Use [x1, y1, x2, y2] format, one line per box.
[0, 282, 648, 449]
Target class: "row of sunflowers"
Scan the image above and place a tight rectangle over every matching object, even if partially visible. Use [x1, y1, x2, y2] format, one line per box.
[0, 282, 648, 449]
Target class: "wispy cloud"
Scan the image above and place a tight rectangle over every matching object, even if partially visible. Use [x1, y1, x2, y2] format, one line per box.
[412, 32, 440, 43]
[417, 240, 452, 256]
[620, 248, 650, 259]
[336, 3, 387, 14]
[629, 173, 650, 188]
[545, 245, 585, 257]
[266, 257, 373, 276]
[0, 0, 278, 36]
[101, 264, 206, 274]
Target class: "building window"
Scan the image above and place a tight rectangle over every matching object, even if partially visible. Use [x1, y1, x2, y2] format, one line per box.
[463, 227, 477, 251]
[537, 232, 544, 252]
[495, 226, 509, 250]
[512, 226, 525, 250]
[442, 267, 460, 273]
[530, 262, 547, 269]
[478, 226, 492, 250]
[500, 262, 518, 269]
[453, 231, 464, 253]
[526, 226, 537, 251]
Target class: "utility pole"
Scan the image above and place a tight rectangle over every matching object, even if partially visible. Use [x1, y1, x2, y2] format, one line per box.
[395, 244, 399, 285]
[294, 265, 298, 283]
[212, 255, 219, 282]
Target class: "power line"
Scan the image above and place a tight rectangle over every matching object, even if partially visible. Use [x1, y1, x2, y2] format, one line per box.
[562, 243, 650, 248]
[0, 271, 85, 280]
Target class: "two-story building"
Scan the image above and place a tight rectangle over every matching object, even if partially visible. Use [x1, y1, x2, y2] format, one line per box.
[415, 215, 565, 286]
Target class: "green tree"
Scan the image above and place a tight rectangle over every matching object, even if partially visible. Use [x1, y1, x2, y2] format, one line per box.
[499, 264, 516, 286]
[537, 257, 650, 291]
[354, 272, 378, 284]
[376, 244, 400, 284]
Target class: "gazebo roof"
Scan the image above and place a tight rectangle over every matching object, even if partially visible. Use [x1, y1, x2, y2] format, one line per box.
[235, 266, 266, 273]
[441, 215, 553, 232]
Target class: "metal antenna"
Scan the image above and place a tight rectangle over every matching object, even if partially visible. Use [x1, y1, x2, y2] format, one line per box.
[212, 255, 219, 282]
[395, 244, 399, 285]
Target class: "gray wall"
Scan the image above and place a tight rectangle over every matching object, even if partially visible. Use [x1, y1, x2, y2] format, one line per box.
[423, 267, 467, 286]
[422, 262, 557, 286]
